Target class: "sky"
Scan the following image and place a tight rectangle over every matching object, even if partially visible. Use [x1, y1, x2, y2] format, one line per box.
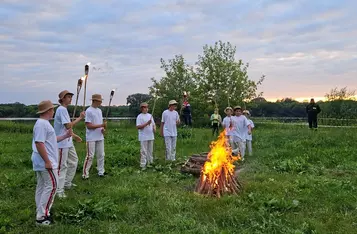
[1, 0, 357, 105]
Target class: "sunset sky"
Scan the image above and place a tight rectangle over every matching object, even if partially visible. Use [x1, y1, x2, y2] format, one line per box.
[1, 0, 356, 105]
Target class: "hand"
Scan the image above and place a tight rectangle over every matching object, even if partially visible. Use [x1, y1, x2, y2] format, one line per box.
[101, 128, 106, 134]
[248, 130, 252, 135]
[45, 161, 53, 169]
[73, 134, 82, 143]
[176, 120, 180, 125]
[160, 131, 163, 137]
[102, 121, 107, 129]
[146, 119, 152, 126]
[80, 111, 86, 119]
[66, 129, 73, 138]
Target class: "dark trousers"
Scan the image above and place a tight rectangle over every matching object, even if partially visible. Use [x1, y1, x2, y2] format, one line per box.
[308, 115, 318, 128]
[183, 114, 192, 126]
[212, 123, 219, 136]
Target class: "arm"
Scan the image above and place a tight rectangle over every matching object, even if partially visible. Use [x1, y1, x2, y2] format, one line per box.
[35, 142, 52, 169]
[137, 120, 152, 129]
[65, 112, 85, 129]
[247, 124, 252, 135]
[86, 122, 106, 129]
[160, 122, 164, 136]
[317, 105, 321, 114]
[57, 129, 72, 142]
[72, 132, 82, 143]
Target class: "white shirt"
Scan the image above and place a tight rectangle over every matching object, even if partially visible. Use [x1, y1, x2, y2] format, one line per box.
[136, 113, 155, 141]
[222, 116, 234, 136]
[246, 119, 255, 141]
[85, 106, 104, 142]
[161, 109, 179, 137]
[231, 115, 250, 141]
[31, 119, 58, 171]
[54, 106, 73, 148]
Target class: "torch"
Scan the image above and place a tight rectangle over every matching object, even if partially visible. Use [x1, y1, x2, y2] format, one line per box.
[72, 77, 84, 120]
[105, 89, 115, 120]
[82, 63, 90, 111]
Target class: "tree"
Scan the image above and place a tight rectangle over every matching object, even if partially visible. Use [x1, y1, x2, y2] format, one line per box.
[325, 87, 356, 101]
[195, 41, 264, 109]
[149, 54, 197, 116]
[126, 93, 152, 116]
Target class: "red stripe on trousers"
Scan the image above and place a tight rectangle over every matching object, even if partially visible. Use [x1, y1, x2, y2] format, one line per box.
[45, 169, 56, 217]
[58, 149, 63, 175]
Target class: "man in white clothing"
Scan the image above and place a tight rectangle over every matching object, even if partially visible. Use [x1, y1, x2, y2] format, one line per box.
[32, 100, 72, 226]
[243, 110, 255, 156]
[231, 106, 251, 161]
[136, 102, 156, 169]
[54, 90, 85, 198]
[82, 94, 107, 179]
[160, 100, 180, 161]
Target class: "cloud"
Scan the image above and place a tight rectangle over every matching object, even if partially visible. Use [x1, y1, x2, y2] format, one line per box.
[1, 0, 357, 105]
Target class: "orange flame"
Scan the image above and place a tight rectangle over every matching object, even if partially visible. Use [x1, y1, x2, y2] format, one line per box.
[202, 130, 240, 188]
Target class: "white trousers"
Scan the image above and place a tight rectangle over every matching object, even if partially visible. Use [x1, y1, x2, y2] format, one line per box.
[246, 140, 252, 156]
[57, 146, 78, 193]
[140, 140, 154, 168]
[232, 139, 246, 158]
[35, 169, 58, 220]
[164, 136, 177, 161]
[82, 140, 105, 178]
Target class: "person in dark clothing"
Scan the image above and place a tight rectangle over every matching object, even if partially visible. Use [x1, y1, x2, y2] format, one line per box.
[306, 98, 321, 129]
[182, 101, 192, 126]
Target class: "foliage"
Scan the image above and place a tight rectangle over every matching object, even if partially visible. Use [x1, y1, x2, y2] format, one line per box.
[325, 87, 356, 101]
[0, 123, 357, 233]
[126, 93, 152, 116]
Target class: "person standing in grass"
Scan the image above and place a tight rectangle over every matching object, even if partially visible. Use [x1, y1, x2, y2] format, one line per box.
[222, 107, 234, 148]
[54, 90, 85, 198]
[306, 98, 321, 130]
[136, 102, 156, 170]
[231, 106, 251, 161]
[210, 108, 222, 136]
[32, 100, 72, 226]
[82, 94, 107, 179]
[243, 110, 255, 156]
[160, 100, 180, 161]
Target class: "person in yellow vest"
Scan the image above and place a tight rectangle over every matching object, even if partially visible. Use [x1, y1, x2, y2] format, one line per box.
[210, 108, 222, 136]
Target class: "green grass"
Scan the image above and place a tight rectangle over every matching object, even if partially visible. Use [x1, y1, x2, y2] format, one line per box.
[0, 122, 356, 233]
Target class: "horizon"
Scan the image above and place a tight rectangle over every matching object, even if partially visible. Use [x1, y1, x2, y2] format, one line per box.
[2, 0, 357, 105]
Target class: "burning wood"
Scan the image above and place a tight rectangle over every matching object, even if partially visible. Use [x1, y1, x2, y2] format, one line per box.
[194, 130, 242, 197]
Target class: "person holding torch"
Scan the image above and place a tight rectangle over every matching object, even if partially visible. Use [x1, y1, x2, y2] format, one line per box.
[82, 94, 107, 179]
[54, 90, 85, 198]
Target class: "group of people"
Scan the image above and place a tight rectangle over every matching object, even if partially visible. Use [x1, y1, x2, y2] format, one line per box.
[211, 106, 255, 158]
[32, 90, 107, 226]
[31, 89, 254, 226]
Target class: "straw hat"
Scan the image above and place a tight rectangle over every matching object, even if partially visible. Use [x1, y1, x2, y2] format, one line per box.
[243, 110, 251, 116]
[58, 90, 74, 102]
[168, 100, 178, 106]
[140, 102, 148, 108]
[91, 94, 103, 101]
[36, 100, 58, 114]
[233, 105, 242, 111]
[224, 107, 233, 114]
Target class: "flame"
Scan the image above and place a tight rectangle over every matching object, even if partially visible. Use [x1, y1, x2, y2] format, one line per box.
[111, 89, 115, 91]
[86, 62, 91, 66]
[81, 76, 85, 81]
[201, 130, 240, 188]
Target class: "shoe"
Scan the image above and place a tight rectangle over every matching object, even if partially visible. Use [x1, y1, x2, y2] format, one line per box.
[64, 183, 77, 190]
[82, 176, 89, 180]
[36, 217, 52, 226]
[98, 174, 105, 177]
[57, 193, 67, 198]
[141, 167, 147, 171]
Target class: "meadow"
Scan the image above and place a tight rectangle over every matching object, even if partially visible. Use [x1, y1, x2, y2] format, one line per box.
[0, 121, 356, 234]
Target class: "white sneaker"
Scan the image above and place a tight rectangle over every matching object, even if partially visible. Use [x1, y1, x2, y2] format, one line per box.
[64, 183, 77, 190]
[57, 193, 67, 198]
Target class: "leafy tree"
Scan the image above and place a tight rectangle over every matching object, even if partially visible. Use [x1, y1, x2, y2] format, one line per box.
[126, 93, 152, 116]
[195, 41, 265, 109]
[325, 87, 356, 101]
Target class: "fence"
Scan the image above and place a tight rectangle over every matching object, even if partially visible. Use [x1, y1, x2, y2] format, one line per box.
[1, 116, 357, 127]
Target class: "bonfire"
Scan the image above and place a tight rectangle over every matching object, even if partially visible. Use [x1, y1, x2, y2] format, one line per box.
[195, 130, 242, 197]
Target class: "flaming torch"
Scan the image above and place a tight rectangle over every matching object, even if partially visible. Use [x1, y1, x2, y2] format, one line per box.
[72, 77, 85, 120]
[82, 63, 90, 111]
[105, 89, 115, 120]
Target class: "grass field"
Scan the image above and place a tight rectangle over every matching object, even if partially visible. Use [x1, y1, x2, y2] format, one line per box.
[0, 121, 356, 234]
